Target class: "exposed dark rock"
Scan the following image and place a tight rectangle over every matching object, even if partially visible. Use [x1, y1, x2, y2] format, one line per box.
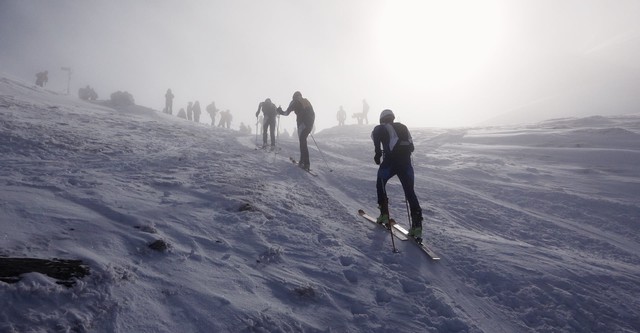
[148, 239, 169, 252]
[0, 257, 90, 287]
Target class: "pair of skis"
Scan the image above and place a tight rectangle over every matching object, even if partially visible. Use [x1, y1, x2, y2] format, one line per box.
[289, 157, 317, 176]
[358, 209, 440, 260]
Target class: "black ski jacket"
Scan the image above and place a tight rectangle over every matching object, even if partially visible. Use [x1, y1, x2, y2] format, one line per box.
[279, 98, 315, 128]
[371, 122, 414, 164]
[256, 101, 277, 119]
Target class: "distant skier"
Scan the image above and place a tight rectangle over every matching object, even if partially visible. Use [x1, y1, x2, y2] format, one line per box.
[35, 71, 48, 87]
[278, 91, 315, 170]
[218, 110, 226, 127]
[218, 110, 232, 128]
[362, 99, 370, 124]
[165, 89, 174, 115]
[337, 106, 347, 126]
[193, 101, 201, 123]
[78, 85, 97, 100]
[256, 98, 278, 148]
[206, 101, 218, 126]
[225, 110, 232, 128]
[371, 109, 423, 241]
[186, 102, 193, 121]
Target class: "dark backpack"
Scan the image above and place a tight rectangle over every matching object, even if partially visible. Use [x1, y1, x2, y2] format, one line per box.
[262, 101, 277, 118]
[389, 123, 414, 155]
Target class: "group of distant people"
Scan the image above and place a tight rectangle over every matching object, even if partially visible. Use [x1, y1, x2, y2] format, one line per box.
[33, 77, 424, 244]
[36, 70, 100, 102]
[253, 91, 316, 170]
[78, 85, 98, 100]
[163, 88, 233, 128]
[336, 99, 369, 126]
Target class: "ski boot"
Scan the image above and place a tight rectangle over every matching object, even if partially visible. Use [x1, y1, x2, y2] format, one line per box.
[376, 213, 390, 228]
[376, 200, 390, 228]
[408, 210, 424, 243]
[299, 162, 310, 171]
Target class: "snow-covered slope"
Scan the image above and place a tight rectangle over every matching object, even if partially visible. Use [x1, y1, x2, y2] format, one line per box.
[1, 76, 639, 332]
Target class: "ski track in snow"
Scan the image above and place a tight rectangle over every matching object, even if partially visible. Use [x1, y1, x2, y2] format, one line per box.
[1, 76, 640, 332]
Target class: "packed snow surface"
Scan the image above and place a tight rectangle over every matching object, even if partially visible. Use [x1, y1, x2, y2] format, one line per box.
[1, 76, 639, 332]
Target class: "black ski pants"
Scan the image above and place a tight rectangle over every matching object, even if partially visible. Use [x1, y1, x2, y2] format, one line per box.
[376, 157, 421, 216]
[262, 116, 276, 146]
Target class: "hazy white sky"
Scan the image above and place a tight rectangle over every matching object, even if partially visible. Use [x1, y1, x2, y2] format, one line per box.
[1, 0, 640, 129]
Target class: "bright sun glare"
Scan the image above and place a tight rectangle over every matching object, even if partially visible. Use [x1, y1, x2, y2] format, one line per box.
[373, 1, 505, 98]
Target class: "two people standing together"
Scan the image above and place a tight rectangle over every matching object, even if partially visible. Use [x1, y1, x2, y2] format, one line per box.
[256, 91, 315, 171]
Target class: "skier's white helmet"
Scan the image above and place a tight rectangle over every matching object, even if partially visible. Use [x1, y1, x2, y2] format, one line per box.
[379, 109, 395, 124]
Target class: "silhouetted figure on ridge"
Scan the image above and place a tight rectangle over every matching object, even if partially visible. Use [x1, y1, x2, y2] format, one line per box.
[193, 101, 201, 123]
[206, 101, 218, 126]
[186, 101, 193, 121]
[78, 85, 98, 100]
[165, 89, 174, 114]
[35, 71, 48, 87]
[362, 99, 370, 124]
[337, 106, 347, 126]
[256, 98, 278, 148]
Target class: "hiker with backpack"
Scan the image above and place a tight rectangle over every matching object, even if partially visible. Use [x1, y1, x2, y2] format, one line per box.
[277, 91, 315, 170]
[256, 98, 278, 149]
[371, 109, 424, 242]
[35, 71, 48, 87]
[206, 101, 218, 126]
[165, 89, 174, 114]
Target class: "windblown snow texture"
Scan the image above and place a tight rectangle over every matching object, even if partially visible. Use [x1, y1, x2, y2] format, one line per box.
[1, 76, 639, 332]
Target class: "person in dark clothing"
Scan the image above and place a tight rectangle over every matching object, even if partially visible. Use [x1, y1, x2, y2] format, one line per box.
[193, 101, 201, 123]
[277, 91, 315, 170]
[256, 98, 278, 148]
[337, 106, 347, 126]
[362, 99, 370, 124]
[224, 110, 232, 128]
[371, 109, 423, 241]
[165, 89, 174, 114]
[78, 85, 98, 100]
[206, 101, 218, 126]
[35, 71, 48, 87]
[186, 102, 193, 121]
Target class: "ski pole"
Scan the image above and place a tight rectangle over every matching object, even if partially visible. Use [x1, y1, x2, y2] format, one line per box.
[276, 115, 280, 147]
[379, 182, 398, 253]
[310, 134, 333, 172]
[405, 198, 411, 224]
[389, 217, 398, 253]
[255, 117, 259, 146]
[270, 116, 279, 161]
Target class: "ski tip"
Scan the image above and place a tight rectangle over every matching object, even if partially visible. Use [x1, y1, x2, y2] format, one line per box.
[357, 209, 365, 215]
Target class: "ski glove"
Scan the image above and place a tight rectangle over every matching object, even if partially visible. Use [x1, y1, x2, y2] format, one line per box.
[374, 152, 382, 165]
